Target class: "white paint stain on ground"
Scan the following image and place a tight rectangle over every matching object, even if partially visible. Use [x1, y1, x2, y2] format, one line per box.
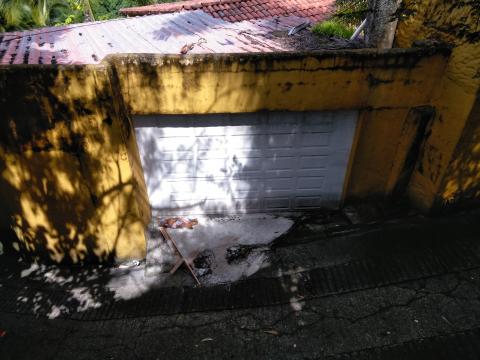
[174, 214, 292, 284]
[146, 213, 294, 286]
[106, 214, 294, 300]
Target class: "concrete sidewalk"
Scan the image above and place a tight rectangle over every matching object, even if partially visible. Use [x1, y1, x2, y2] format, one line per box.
[1, 207, 480, 359]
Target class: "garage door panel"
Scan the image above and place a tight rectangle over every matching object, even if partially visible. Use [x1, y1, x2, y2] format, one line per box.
[264, 188, 327, 197]
[265, 169, 329, 178]
[264, 169, 295, 178]
[219, 135, 261, 150]
[162, 157, 319, 178]
[264, 190, 292, 198]
[264, 197, 290, 209]
[303, 113, 333, 127]
[134, 111, 358, 214]
[270, 112, 331, 128]
[165, 178, 261, 196]
[301, 133, 331, 147]
[196, 124, 268, 136]
[295, 197, 324, 208]
[265, 134, 297, 148]
[169, 191, 260, 202]
[296, 148, 330, 156]
[157, 165, 263, 179]
[145, 137, 195, 152]
[297, 177, 324, 189]
[296, 169, 329, 177]
[149, 151, 195, 162]
[197, 157, 264, 173]
[264, 178, 293, 190]
[197, 149, 263, 160]
[299, 155, 328, 169]
[263, 157, 296, 170]
[169, 198, 263, 213]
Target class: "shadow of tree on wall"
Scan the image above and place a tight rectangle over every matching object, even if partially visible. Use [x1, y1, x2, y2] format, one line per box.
[439, 90, 480, 209]
[134, 112, 344, 217]
[135, 115, 258, 216]
[0, 60, 153, 318]
[0, 63, 146, 264]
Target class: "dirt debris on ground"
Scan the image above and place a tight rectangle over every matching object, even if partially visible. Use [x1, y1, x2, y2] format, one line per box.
[225, 244, 259, 264]
[193, 249, 215, 277]
[147, 214, 295, 286]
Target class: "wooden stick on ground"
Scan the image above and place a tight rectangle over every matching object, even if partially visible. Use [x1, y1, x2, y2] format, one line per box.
[170, 250, 200, 275]
[159, 227, 201, 286]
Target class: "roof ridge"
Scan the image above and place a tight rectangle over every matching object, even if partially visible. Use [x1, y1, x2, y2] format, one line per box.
[120, 0, 243, 14]
[120, 0, 336, 24]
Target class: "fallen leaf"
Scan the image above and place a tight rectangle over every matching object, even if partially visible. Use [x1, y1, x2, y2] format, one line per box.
[200, 337, 214, 342]
[263, 329, 279, 336]
[180, 43, 195, 55]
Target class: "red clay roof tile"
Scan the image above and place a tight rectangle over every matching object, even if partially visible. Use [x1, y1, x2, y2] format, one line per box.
[120, 0, 335, 23]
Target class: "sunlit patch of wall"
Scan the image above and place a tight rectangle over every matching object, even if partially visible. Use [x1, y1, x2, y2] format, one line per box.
[395, 0, 480, 211]
[0, 65, 150, 263]
[439, 93, 480, 208]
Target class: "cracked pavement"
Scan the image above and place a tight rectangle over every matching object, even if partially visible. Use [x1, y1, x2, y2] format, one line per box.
[1, 208, 480, 359]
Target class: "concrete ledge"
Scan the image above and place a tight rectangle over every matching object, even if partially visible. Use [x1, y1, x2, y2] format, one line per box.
[107, 47, 451, 115]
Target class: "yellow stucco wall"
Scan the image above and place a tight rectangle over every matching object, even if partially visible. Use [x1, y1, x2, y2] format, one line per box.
[346, 108, 410, 198]
[0, 47, 453, 263]
[111, 50, 448, 114]
[395, 0, 480, 211]
[0, 65, 149, 263]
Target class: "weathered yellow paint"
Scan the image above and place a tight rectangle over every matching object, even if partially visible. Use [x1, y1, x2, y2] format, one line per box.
[439, 93, 480, 207]
[396, 0, 480, 211]
[111, 50, 449, 115]
[0, 65, 149, 263]
[346, 108, 411, 198]
[0, 46, 457, 262]
[340, 110, 365, 204]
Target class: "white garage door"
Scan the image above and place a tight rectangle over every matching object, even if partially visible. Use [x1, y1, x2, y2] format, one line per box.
[134, 111, 357, 215]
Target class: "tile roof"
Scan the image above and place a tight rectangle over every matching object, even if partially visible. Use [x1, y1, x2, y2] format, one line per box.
[120, 0, 336, 23]
[0, 11, 307, 65]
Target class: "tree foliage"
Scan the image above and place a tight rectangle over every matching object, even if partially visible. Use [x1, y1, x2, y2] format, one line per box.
[0, 0, 84, 31]
[90, 0, 155, 21]
[333, 0, 368, 26]
[0, 0, 166, 31]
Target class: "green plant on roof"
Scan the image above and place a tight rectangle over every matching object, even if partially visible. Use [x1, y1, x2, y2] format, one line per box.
[311, 0, 368, 39]
[311, 19, 354, 39]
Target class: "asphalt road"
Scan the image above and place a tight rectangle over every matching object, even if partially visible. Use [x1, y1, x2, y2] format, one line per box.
[1, 207, 480, 359]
